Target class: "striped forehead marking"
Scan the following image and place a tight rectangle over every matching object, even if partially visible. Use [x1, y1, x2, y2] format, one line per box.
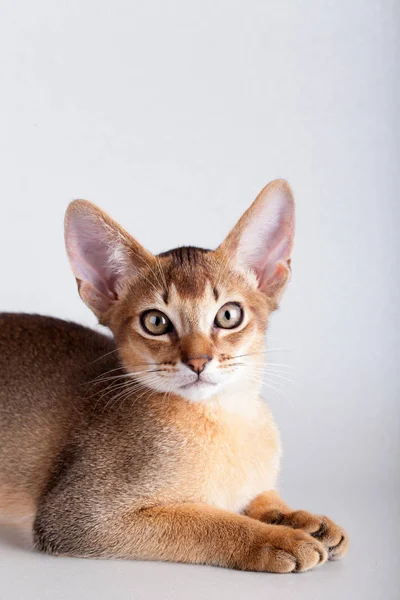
[164, 282, 218, 335]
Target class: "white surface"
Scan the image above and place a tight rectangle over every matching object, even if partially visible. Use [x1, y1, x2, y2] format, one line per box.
[1, 486, 399, 600]
[0, 1, 399, 598]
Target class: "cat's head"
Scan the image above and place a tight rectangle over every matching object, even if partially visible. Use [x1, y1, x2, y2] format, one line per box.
[65, 180, 295, 402]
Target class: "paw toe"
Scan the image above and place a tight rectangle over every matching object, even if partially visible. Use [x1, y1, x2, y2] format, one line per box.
[328, 530, 349, 560]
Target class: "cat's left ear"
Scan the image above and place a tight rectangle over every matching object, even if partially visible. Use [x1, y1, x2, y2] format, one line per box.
[217, 179, 295, 302]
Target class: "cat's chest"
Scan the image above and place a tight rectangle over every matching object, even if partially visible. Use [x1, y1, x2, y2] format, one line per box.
[188, 402, 281, 513]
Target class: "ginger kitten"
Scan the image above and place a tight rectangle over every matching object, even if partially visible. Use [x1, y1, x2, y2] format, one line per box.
[0, 179, 348, 572]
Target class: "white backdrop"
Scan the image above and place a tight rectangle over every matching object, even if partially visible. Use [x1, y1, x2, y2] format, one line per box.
[0, 2, 399, 599]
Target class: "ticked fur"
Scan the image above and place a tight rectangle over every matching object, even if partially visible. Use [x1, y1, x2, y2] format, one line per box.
[0, 180, 348, 572]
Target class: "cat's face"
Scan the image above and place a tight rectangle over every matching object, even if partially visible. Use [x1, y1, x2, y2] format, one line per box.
[112, 247, 270, 401]
[65, 179, 295, 403]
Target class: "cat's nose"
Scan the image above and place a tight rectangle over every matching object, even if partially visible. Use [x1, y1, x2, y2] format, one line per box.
[184, 355, 211, 374]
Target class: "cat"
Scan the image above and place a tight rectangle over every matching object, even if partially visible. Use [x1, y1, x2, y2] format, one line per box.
[0, 179, 348, 572]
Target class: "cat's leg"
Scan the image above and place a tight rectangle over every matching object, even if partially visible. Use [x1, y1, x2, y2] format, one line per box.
[33, 497, 327, 572]
[243, 491, 348, 560]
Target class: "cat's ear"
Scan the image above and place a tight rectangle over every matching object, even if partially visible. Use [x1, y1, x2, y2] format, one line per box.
[64, 200, 154, 318]
[217, 179, 295, 302]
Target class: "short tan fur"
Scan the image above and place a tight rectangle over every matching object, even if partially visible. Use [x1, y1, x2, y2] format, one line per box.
[0, 180, 348, 572]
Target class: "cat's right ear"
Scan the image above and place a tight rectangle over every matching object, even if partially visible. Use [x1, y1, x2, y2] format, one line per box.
[64, 200, 154, 319]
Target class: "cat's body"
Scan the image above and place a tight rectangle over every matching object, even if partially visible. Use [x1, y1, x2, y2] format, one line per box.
[0, 181, 348, 571]
[0, 313, 279, 526]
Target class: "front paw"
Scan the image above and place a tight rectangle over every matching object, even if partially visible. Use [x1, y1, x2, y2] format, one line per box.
[261, 509, 348, 560]
[248, 525, 327, 573]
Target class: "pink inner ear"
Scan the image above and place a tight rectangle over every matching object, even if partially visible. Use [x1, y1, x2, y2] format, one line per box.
[66, 213, 120, 301]
[255, 228, 293, 283]
[259, 260, 290, 295]
[236, 185, 294, 294]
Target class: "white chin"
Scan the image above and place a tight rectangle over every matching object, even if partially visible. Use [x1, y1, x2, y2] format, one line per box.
[178, 381, 219, 402]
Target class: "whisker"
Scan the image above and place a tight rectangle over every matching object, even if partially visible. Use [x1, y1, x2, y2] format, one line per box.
[116, 385, 159, 414]
[84, 361, 165, 388]
[241, 372, 286, 399]
[85, 348, 120, 365]
[92, 378, 148, 411]
[231, 350, 293, 361]
[88, 367, 164, 410]
[85, 368, 156, 395]
[90, 369, 161, 386]
[104, 374, 161, 413]
[83, 366, 125, 388]
[239, 366, 300, 388]
[240, 362, 297, 373]
[227, 361, 295, 375]
[101, 380, 149, 413]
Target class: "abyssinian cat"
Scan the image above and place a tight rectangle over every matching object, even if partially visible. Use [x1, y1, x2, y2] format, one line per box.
[0, 180, 348, 572]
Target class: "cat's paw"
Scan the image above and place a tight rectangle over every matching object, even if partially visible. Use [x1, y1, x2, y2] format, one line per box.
[261, 509, 348, 560]
[249, 525, 327, 573]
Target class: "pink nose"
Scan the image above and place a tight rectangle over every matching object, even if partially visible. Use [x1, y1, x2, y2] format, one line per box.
[184, 356, 211, 374]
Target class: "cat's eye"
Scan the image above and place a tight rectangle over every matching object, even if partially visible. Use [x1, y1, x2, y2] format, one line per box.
[214, 303, 243, 329]
[141, 310, 173, 335]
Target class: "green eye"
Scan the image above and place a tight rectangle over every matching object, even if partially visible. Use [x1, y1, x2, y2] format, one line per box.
[141, 310, 173, 335]
[214, 303, 243, 329]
